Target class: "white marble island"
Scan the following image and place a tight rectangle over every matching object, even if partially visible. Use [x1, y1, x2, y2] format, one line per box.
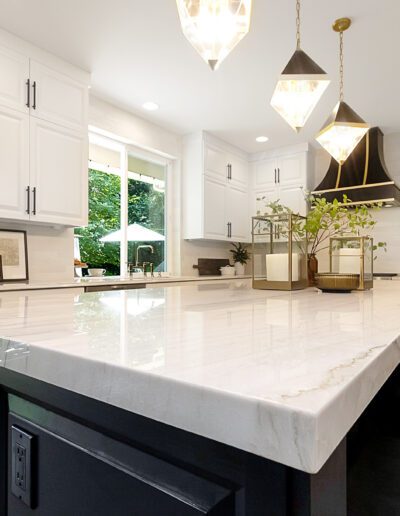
[0, 280, 399, 515]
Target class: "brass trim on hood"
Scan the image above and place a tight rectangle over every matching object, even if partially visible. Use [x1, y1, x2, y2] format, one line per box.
[314, 181, 394, 195]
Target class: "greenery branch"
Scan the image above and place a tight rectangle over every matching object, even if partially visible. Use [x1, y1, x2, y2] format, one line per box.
[256, 193, 386, 258]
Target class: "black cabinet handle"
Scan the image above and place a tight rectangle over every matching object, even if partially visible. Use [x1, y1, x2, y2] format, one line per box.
[274, 168, 277, 183]
[227, 222, 232, 238]
[278, 168, 280, 183]
[227, 164, 232, 180]
[32, 81, 37, 109]
[32, 187, 37, 215]
[26, 186, 30, 214]
[26, 79, 30, 108]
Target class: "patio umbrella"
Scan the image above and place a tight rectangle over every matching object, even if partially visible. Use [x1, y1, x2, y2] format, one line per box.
[100, 223, 165, 242]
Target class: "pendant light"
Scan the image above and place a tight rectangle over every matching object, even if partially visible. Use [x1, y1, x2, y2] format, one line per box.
[176, 0, 252, 70]
[316, 18, 369, 165]
[270, 0, 330, 132]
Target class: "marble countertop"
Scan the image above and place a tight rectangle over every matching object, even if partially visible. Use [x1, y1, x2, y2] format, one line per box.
[0, 274, 251, 292]
[0, 280, 399, 473]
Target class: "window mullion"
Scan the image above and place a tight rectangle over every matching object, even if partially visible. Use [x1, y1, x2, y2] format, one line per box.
[120, 148, 128, 277]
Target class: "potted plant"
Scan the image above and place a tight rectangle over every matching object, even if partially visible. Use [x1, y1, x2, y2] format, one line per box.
[230, 242, 250, 276]
[257, 194, 386, 285]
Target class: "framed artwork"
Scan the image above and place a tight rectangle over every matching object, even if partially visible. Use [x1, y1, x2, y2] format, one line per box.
[0, 229, 29, 282]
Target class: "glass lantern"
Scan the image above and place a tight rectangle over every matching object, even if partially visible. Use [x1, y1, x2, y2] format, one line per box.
[329, 236, 373, 290]
[252, 214, 308, 290]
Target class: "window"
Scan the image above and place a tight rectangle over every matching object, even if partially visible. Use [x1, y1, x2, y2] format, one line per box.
[75, 137, 166, 276]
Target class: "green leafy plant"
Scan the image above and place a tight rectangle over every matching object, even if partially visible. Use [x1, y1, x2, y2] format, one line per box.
[305, 194, 386, 256]
[257, 194, 386, 257]
[230, 242, 250, 264]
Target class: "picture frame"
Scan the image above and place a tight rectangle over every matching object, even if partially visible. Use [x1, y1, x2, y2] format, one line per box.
[0, 229, 29, 283]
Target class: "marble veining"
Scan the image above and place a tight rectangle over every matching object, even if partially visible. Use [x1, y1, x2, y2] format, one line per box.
[0, 280, 399, 473]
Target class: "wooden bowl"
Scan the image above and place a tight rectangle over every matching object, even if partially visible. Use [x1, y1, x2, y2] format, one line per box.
[315, 273, 359, 293]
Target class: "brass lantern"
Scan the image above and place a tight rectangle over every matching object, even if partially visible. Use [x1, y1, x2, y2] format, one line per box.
[252, 213, 308, 291]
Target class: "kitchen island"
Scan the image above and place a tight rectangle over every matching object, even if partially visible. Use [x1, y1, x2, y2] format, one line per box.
[0, 280, 399, 515]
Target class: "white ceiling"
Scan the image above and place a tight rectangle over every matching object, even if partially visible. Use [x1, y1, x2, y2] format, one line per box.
[0, 0, 398, 153]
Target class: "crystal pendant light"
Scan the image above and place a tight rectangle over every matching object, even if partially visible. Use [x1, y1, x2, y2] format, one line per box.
[176, 0, 252, 70]
[316, 18, 369, 165]
[270, 0, 330, 132]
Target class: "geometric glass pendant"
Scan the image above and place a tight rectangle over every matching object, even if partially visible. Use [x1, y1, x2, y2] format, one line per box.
[315, 18, 369, 164]
[176, 0, 252, 70]
[270, 0, 330, 132]
[271, 50, 330, 132]
[316, 101, 369, 165]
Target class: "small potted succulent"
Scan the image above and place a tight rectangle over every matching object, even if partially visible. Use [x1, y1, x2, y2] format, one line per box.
[230, 242, 250, 276]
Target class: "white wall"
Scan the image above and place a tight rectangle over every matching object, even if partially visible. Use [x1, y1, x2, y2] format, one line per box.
[0, 221, 74, 282]
[180, 240, 238, 276]
[313, 131, 400, 273]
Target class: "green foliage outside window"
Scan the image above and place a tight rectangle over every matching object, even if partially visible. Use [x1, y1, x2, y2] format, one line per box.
[75, 169, 165, 275]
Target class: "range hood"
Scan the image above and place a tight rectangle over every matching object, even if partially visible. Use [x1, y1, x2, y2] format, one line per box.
[312, 127, 400, 206]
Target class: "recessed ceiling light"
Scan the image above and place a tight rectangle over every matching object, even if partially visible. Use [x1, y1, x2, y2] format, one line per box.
[256, 136, 269, 143]
[142, 101, 159, 111]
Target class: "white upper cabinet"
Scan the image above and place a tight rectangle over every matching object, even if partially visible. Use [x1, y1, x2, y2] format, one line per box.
[30, 60, 88, 132]
[0, 30, 89, 227]
[279, 184, 307, 215]
[226, 184, 249, 241]
[30, 118, 88, 226]
[277, 154, 304, 185]
[0, 46, 29, 113]
[204, 144, 229, 181]
[183, 132, 250, 242]
[254, 157, 277, 189]
[229, 154, 249, 188]
[0, 106, 29, 220]
[203, 176, 227, 239]
[251, 146, 310, 217]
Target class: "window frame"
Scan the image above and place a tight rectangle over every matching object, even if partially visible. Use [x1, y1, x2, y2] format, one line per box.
[88, 132, 170, 276]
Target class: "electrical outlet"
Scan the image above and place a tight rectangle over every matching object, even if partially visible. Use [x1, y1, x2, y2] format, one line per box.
[11, 426, 35, 508]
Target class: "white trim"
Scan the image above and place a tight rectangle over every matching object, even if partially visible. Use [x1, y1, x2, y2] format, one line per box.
[250, 142, 310, 162]
[89, 131, 125, 152]
[120, 149, 128, 277]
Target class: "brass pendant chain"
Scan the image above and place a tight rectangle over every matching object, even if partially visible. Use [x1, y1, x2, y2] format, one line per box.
[339, 30, 344, 101]
[296, 0, 301, 50]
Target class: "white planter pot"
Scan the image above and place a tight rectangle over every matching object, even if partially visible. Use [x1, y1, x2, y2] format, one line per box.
[234, 262, 245, 276]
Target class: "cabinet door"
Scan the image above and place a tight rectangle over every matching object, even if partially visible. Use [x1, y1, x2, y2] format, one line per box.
[252, 187, 280, 217]
[279, 185, 307, 215]
[204, 144, 228, 181]
[30, 60, 88, 132]
[227, 185, 249, 242]
[253, 157, 277, 188]
[203, 176, 227, 240]
[0, 45, 29, 113]
[30, 117, 88, 226]
[277, 154, 304, 186]
[229, 154, 249, 188]
[0, 106, 30, 220]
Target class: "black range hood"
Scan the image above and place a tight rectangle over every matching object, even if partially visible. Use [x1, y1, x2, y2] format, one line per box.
[312, 127, 400, 206]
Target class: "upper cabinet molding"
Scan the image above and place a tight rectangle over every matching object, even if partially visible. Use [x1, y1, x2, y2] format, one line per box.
[0, 28, 90, 227]
[249, 142, 310, 162]
[0, 28, 90, 85]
